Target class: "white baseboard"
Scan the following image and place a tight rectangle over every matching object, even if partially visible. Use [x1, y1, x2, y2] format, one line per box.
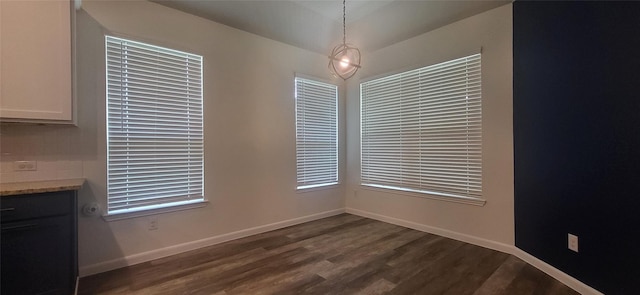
[79, 208, 345, 277]
[513, 248, 603, 295]
[345, 208, 514, 254]
[345, 207, 603, 295]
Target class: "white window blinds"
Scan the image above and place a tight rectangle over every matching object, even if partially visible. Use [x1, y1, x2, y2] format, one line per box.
[361, 54, 482, 200]
[295, 77, 338, 189]
[106, 36, 204, 215]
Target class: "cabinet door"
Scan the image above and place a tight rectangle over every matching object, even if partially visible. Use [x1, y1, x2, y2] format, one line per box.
[1, 215, 73, 295]
[0, 0, 73, 122]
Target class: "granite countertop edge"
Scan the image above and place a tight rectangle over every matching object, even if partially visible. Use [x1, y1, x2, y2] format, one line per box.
[0, 179, 85, 197]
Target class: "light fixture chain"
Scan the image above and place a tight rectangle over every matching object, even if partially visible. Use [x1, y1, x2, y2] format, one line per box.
[342, 0, 346, 45]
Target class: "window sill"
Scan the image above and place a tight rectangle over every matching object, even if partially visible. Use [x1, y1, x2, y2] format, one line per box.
[296, 182, 340, 193]
[102, 200, 209, 221]
[360, 185, 486, 207]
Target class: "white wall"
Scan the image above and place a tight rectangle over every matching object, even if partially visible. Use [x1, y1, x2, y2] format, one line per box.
[0, 1, 512, 276]
[2, 0, 345, 275]
[345, 4, 514, 246]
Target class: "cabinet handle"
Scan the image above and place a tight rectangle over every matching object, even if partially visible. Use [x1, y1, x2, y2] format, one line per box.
[0, 207, 16, 212]
[2, 223, 38, 231]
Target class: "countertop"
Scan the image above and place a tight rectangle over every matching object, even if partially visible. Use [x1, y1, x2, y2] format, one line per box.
[0, 179, 85, 197]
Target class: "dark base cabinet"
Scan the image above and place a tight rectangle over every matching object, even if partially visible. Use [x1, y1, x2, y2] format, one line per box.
[1, 191, 78, 295]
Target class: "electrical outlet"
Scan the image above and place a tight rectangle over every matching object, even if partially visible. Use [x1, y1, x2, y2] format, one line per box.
[13, 161, 37, 171]
[148, 217, 158, 231]
[568, 233, 579, 252]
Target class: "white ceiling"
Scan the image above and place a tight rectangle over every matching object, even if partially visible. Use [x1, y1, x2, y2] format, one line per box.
[152, 0, 511, 54]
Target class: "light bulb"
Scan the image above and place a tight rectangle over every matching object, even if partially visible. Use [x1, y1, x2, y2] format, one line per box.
[340, 57, 350, 68]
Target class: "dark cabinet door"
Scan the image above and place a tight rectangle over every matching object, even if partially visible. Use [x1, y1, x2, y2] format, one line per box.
[1, 215, 72, 295]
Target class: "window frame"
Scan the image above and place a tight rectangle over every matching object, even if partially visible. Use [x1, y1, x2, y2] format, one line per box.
[359, 54, 484, 205]
[294, 76, 339, 190]
[104, 35, 206, 219]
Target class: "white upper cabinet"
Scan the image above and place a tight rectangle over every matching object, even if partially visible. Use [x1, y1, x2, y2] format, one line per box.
[0, 0, 74, 124]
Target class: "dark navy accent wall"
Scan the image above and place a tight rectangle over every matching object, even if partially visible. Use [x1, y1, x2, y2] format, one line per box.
[514, 2, 640, 294]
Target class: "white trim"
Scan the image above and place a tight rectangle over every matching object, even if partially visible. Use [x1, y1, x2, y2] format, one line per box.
[345, 208, 511, 254]
[360, 185, 486, 207]
[79, 208, 345, 277]
[513, 248, 604, 295]
[102, 200, 209, 221]
[345, 207, 603, 295]
[296, 183, 340, 193]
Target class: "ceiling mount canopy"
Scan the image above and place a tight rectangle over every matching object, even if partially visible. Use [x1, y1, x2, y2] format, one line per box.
[328, 0, 361, 80]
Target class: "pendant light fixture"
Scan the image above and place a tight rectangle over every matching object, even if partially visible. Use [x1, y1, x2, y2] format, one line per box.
[328, 0, 361, 80]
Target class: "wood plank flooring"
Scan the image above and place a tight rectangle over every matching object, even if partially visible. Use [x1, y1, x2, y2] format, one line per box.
[79, 214, 579, 295]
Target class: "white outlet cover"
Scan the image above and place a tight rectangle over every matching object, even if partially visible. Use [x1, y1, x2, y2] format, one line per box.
[568, 233, 579, 252]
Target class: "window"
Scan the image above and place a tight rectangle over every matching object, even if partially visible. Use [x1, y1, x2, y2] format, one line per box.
[295, 77, 338, 189]
[105, 36, 204, 216]
[360, 54, 482, 201]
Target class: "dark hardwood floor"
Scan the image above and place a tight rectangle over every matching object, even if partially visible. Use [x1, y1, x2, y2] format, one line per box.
[79, 214, 579, 295]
